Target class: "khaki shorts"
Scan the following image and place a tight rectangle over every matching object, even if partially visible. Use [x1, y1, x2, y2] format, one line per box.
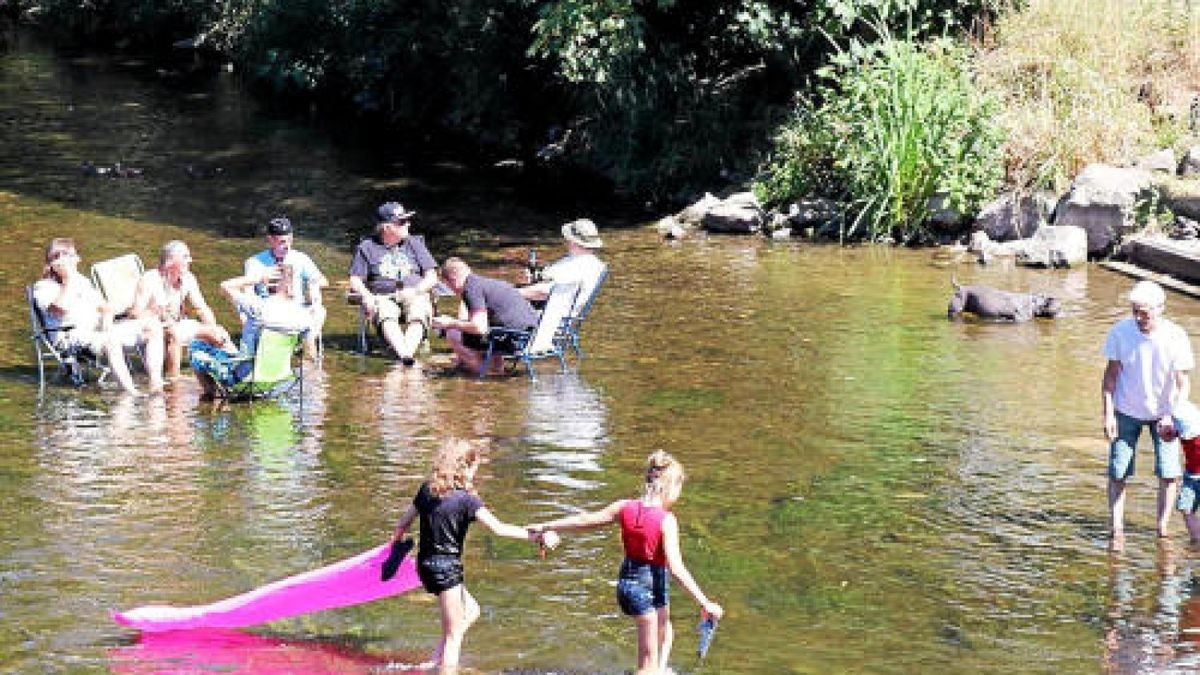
[374, 292, 433, 330]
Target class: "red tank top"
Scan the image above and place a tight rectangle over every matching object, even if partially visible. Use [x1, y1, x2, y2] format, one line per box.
[1184, 437, 1200, 475]
[619, 500, 668, 566]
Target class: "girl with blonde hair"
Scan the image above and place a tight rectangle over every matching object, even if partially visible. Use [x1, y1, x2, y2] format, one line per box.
[388, 438, 547, 670]
[529, 449, 724, 674]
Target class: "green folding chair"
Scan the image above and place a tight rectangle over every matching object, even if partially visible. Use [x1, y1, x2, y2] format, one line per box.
[216, 327, 303, 401]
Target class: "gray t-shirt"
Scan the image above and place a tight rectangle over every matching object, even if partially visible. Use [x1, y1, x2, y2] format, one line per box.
[348, 235, 437, 295]
[463, 273, 538, 331]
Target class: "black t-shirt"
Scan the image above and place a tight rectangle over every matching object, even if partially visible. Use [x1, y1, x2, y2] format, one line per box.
[414, 482, 484, 559]
[462, 273, 538, 331]
[348, 235, 437, 294]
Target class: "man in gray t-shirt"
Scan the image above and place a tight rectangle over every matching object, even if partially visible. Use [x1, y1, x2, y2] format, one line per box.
[432, 257, 537, 374]
[348, 202, 439, 365]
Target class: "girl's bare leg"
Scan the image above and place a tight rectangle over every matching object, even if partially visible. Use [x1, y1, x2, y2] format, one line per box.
[633, 612, 660, 675]
[656, 607, 674, 673]
[434, 585, 480, 670]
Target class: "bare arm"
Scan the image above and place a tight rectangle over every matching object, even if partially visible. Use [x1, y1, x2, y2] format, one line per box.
[475, 506, 540, 542]
[661, 513, 723, 619]
[185, 274, 217, 325]
[391, 504, 417, 541]
[532, 500, 625, 532]
[1102, 359, 1120, 441]
[518, 282, 551, 302]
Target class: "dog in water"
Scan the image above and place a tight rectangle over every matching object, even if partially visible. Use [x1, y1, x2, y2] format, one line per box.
[947, 279, 1061, 322]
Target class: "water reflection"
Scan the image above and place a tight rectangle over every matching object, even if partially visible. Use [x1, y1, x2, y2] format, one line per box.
[1104, 542, 1192, 673]
[523, 371, 609, 491]
[109, 629, 419, 674]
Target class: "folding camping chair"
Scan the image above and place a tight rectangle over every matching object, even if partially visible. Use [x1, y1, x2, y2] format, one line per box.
[352, 282, 454, 355]
[479, 281, 579, 380]
[26, 285, 109, 389]
[90, 253, 144, 319]
[559, 264, 608, 360]
[207, 327, 304, 401]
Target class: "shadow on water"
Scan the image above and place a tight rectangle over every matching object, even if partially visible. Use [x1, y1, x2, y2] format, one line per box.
[0, 28, 639, 260]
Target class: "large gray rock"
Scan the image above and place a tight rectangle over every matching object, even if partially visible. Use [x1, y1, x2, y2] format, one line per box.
[1138, 148, 1177, 173]
[702, 192, 765, 234]
[1156, 176, 1200, 220]
[1054, 164, 1153, 255]
[676, 192, 720, 226]
[1016, 225, 1089, 268]
[1180, 145, 1200, 177]
[975, 191, 1055, 241]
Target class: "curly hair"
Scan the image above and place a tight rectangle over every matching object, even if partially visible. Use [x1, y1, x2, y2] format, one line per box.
[428, 438, 481, 497]
[642, 449, 684, 500]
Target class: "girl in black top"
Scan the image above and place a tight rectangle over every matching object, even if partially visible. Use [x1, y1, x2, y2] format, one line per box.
[389, 438, 548, 670]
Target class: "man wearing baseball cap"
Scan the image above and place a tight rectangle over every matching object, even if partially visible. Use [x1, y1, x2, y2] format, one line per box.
[348, 201, 439, 365]
[243, 216, 328, 358]
[519, 217, 606, 316]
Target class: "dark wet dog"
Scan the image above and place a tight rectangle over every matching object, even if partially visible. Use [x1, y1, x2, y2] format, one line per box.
[947, 280, 1061, 321]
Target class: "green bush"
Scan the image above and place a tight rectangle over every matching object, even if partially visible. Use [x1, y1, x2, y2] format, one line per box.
[755, 29, 1004, 242]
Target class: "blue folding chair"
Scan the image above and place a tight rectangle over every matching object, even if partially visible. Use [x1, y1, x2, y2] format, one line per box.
[560, 265, 607, 360]
[479, 281, 579, 380]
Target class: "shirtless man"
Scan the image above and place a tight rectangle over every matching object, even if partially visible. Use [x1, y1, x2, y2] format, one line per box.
[130, 240, 223, 378]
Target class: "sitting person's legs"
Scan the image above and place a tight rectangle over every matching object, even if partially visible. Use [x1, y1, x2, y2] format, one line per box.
[164, 318, 203, 378]
[396, 292, 432, 365]
[188, 326, 242, 400]
[111, 318, 165, 393]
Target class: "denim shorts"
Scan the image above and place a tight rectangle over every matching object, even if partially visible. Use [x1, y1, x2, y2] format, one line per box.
[1179, 474, 1200, 513]
[417, 554, 464, 595]
[615, 558, 669, 616]
[1109, 410, 1182, 480]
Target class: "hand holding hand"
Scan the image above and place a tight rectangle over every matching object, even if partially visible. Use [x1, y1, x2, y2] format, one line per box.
[540, 529, 561, 551]
[1159, 417, 1179, 442]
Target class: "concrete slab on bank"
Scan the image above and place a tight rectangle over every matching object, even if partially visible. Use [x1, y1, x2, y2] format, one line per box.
[1101, 237, 1200, 300]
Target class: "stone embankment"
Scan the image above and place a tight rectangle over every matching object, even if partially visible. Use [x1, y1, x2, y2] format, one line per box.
[657, 144, 1200, 290]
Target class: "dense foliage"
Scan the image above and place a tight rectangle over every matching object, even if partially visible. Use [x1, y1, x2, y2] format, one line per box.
[12, 0, 1007, 204]
[755, 30, 1005, 243]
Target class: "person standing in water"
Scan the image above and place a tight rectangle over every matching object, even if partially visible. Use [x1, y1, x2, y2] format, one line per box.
[529, 449, 724, 674]
[388, 438, 549, 670]
[1103, 280, 1194, 551]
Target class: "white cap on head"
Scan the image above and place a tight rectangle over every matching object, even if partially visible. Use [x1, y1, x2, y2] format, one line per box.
[1129, 280, 1166, 307]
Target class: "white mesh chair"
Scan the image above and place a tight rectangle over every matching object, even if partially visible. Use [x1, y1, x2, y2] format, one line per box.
[479, 281, 579, 380]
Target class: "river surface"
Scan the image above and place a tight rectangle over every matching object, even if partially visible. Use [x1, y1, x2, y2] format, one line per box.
[2, 28, 1200, 675]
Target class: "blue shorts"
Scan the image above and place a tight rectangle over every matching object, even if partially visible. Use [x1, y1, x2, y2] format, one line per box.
[1109, 410, 1182, 480]
[615, 558, 669, 616]
[1178, 474, 1200, 513]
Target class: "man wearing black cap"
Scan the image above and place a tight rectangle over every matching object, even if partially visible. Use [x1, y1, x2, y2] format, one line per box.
[244, 216, 328, 358]
[348, 202, 439, 365]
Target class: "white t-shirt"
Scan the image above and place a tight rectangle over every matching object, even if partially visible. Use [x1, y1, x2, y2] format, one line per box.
[1103, 316, 1195, 420]
[234, 291, 311, 355]
[542, 254, 606, 315]
[33, 277, 103, 336]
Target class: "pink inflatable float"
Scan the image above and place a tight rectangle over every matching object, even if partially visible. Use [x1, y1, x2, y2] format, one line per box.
[113, 542, 420, 632]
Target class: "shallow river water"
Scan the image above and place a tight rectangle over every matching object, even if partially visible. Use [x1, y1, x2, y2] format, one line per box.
[2, 29, 1200, 675]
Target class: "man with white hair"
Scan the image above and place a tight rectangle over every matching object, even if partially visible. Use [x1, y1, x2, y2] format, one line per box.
[130, 240, 221, 378]
[1102, 280, 1195, 551]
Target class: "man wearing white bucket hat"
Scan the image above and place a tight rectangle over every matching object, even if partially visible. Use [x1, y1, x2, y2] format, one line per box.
[1174, 401, 1200, 543]
[519, 218, 606, 316]
[1102, 280, 1195, 551]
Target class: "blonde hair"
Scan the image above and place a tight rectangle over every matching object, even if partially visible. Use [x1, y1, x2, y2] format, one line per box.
[642, 449, 684, 500]
[42, 238, 77, 281]
[428, 438, 481, 497]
